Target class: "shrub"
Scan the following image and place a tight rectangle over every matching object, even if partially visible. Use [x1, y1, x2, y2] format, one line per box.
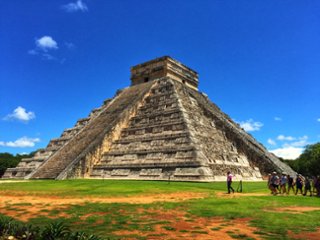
[0, 217, 102, 240]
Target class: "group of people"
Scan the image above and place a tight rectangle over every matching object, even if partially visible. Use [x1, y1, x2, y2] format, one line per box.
[226, 171, 320, 197]
[268, 172, 320, 197]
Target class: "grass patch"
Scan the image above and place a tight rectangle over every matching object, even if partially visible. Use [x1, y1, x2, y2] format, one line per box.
[162, 226, 176, 231]
[191, 230, 208, 234]
[211, 227, 222, 231]
[229, 233, 254, 240]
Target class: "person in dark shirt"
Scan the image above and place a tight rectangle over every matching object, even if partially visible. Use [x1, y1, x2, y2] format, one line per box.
[295, 174, 304, 195]
[303, 177, 312, 196]
[271, 172, 279, 195]
[287, 174, 295, 195]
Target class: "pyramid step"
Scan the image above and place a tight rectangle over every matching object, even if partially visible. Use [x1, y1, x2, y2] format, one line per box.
[114, 132, 189, 144]
[94, 160, 201, 169]
[130, 108, 181, 121]
[105, 146, 195, 156]
[128, 117, 184, 128]
[122, 119, 185, 132]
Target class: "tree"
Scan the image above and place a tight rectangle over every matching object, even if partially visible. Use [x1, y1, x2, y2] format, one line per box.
[0, 152, 35, 177]
[289, 143, 320, 176]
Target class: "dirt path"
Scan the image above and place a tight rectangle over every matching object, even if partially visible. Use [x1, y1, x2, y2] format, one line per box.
[0, 191, 207, 222]
[267, 206, 320, 213]
[215, 192, 269, 198]
[0, 180, 28, 184]
[0, 191, 207, 205]
[289, 228, 320, 240]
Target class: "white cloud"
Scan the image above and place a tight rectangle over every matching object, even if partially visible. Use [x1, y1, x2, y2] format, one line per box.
[267, 138, 276, 146]
[274, 117, 282, 121]
[283, 136, 308, 148]
[35, 36, 58, 51]
[62, 0, 88, 12]
[268, 135, 309, 159]
[277, 135, 295, 141]
[3, 106, 35, 122]
[270, 147, 303, 160]
[0, 137, 40, 148]
[239, 119, 263, 132]
[29, 36, 59, 61]
[317, 118, 320, 122]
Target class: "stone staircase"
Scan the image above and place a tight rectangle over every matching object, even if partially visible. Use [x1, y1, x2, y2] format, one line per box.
[30, 82, 154, 179]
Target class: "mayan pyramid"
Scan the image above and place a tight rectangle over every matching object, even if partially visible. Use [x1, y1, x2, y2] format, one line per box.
[3, 56, 294, 181]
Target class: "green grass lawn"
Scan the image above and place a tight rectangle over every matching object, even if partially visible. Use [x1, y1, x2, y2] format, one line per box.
[0, 179, 319, 240]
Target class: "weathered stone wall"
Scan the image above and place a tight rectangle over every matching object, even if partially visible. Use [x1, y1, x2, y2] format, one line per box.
[174, 81, 262, 180]
[182, 84, 295, 177]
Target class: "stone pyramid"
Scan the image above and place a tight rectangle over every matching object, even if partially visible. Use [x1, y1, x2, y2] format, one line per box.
[3, 56, 294, 181]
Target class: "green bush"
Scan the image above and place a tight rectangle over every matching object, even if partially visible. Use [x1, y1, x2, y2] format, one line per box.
[0, 216, 39, 240]
[0, 217, 102, 240]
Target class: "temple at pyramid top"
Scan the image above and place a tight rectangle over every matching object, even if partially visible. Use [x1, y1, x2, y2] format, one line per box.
[131, 56, 199, 90]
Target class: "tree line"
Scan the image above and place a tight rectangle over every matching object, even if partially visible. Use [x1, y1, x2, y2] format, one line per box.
[283, 142, 320, 177]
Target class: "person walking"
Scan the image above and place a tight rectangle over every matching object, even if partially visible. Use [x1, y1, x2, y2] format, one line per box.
[280, 173, 287, 194]
[271, 172, 279, 195]
[312, 176, 317, 194]
[295, 174, 304, 195]
[303, 177, 312, 196]
[227, 171, 235, 194]
[287, 174, 295, 195]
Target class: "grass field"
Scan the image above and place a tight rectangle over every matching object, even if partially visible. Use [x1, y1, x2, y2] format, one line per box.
[0, 179, 319, 239]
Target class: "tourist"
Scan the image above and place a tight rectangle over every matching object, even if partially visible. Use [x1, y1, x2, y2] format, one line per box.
[312, 176, 317, 194]
[287, 174, 295, 195]
[295, 174, 304, 195]
[280, 172, 287, 194]
[267, 173, 273, 194]
[227, 171, 234, 194]
[315, 176, 320, 197]
[270, 172, 279, 195]
[303, 177, 312, 196]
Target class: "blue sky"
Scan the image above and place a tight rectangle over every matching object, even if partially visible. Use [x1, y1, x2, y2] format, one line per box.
[1, 0, 319, 159]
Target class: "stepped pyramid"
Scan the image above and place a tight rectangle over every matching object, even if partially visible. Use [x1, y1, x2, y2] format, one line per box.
[3, 56, 294, 181]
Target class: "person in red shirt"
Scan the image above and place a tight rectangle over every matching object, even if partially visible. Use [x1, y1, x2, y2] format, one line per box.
[227, 171, 235, 194]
